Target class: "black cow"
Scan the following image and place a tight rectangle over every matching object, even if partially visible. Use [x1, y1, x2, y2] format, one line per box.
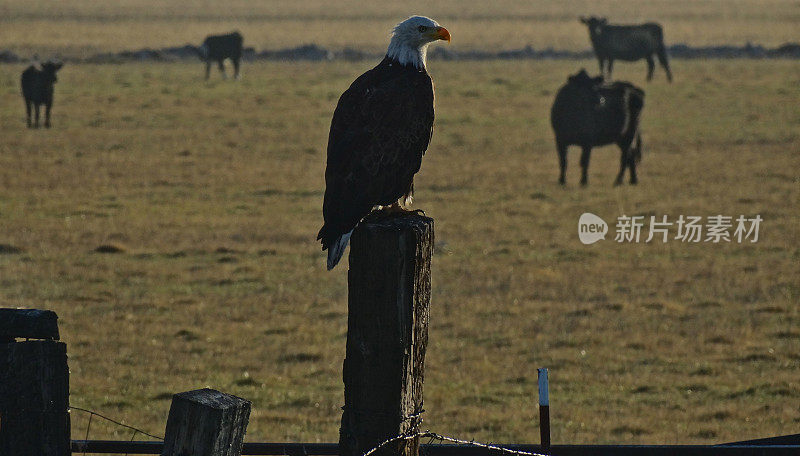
[21, 60, 63, 129]
[580, 17, 672, 82]
[198, 32, 243, 80]
[550, 70, 645, 186]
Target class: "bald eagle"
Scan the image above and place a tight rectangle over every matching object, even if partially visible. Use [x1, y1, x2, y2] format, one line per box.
[317, 16, 450, 270]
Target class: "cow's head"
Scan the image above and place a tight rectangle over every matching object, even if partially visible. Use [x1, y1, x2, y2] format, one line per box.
[568, 69, 604, 87]
[580, 16, 607, 35]
[41, 60, 63, 83]
[567, 69, 605, 107]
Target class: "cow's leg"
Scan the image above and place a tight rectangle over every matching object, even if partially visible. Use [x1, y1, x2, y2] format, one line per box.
[614, 147, 627, 186]
[44, 102, 52, 128]
[205, 61, 211, 80]
[657, 46, 673, 82]
[580, 146, 592, 186]
[607, 59, 614, 80]
[25, 100, 32, 128]
[628, 134, 641, 185]
[627, 155, 638, 185]
[218, 60, 227, 79]
[233, 58, 241, 80]
[597, 57, 605, 77]
[646, 56, 655, 81]
[33, 104, 41, 128]
[557, 141, 568, 185]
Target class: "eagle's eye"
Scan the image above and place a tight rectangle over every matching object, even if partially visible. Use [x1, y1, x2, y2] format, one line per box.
[418, 25, 427, 32]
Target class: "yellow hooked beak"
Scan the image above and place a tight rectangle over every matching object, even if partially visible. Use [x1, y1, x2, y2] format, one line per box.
[434, 26, 451, 43]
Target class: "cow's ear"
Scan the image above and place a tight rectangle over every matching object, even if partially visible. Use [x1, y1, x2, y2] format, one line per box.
[579, 16, 588, 24]
[55, 62, 63, 70]
[599, 18, 608, 24]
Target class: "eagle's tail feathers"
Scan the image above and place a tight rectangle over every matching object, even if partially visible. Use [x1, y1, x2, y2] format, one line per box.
[326, 230, 353, 270]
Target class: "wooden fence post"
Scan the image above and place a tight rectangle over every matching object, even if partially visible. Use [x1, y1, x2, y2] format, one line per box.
[161, 388, 251, 456]
[0, 309, 70, 456]
[339, 214, 434, 456]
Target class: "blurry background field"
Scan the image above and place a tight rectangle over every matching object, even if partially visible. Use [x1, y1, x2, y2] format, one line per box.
[1, 0, 799, 58]
[1, 0, 800, 448]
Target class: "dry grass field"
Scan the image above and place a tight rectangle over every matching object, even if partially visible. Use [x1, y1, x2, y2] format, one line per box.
[1, 0, 799, 449]
[1, 0, 799, 57]
[1, 58, 798, 445]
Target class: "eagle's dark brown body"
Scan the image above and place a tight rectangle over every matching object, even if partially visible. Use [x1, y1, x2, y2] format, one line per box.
[318, 56, 435, 269]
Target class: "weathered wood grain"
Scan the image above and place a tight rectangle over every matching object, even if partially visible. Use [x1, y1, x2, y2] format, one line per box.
[339, 213, 433, 456]
[0, 308, 60, 341]
[162, 388, 251, 456]
[0, 340, 70, 456]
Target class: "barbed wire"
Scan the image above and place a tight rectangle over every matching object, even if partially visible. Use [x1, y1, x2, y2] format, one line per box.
[70, 406, 164, 441]
[68, 406, 546, 456]
[425, 432, 547, 456]
[360, 430, 548, 456]
[360, 432, 419, 456]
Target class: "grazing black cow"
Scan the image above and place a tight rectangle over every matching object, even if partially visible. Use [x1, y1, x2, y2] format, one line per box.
[580, 16, 672, 82]
[198, 32, 243, 80]
[21, 60, 63, 129]
[550, 70, 645, 186]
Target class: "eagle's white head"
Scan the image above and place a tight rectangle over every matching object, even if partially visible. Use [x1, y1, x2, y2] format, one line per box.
[386, 16, 451, 70]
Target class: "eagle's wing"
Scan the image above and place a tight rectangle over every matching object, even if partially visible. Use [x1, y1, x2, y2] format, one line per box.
[319, 64, 434, 253]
